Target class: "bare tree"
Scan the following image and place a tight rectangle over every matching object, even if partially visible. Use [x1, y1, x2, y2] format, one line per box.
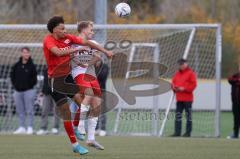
[0, 0, 94, 24]
[229, 0, 238, 25]
[73, 0, 94, 22]
[160, 0, 192, 23]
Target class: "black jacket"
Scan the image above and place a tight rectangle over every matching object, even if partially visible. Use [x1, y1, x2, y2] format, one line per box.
[228, 73, 240, 104]
[42, 67, 51, 95]
[10, 57, 37, 92]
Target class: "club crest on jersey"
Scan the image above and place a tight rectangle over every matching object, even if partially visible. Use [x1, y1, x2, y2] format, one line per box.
[64, 39, 70, 44]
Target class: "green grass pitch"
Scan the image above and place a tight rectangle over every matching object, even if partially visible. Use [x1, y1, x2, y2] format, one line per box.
[0, 111, 234, 137]
[0, 112, 239, 159]
[0, 135, 240, 159]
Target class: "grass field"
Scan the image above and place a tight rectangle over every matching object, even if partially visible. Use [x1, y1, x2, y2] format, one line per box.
[0, 111, 235, 137]
[0, 135, 240, 159]
[0, 112, 239, 159]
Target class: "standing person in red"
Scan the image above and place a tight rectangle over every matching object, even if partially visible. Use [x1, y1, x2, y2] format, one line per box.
[43, 16, 112, 155]
[171, 59, 197, 137]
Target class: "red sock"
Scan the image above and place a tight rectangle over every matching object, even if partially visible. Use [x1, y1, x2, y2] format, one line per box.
[63, 121, 77, 144]
[73, 107, 80, 127]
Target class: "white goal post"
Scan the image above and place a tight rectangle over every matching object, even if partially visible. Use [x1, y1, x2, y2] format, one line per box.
[113, 42, 160, 136]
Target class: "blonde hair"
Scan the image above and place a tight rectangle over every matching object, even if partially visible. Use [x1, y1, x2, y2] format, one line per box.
[77, 21, 93, 33]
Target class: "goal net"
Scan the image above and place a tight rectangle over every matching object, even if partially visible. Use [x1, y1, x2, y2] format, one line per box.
[0, 24, 221, 137]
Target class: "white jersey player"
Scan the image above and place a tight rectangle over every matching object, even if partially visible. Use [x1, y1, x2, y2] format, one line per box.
[70, 21, 104, 150]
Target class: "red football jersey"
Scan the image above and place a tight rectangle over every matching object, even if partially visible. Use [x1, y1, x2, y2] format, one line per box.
[43, 34, 83, 77]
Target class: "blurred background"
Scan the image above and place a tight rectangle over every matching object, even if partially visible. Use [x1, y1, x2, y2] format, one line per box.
[0, 0, 239, 77]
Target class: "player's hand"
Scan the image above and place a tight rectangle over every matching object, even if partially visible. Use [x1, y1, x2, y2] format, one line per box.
[106, 51, 113, 59]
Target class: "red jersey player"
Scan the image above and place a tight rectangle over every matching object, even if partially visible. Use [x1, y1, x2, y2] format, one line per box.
[43, 16, 112, 155]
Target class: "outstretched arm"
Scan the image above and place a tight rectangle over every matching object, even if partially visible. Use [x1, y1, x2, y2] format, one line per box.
[82, 40, 113, 59]
[68, 34, 112, 58]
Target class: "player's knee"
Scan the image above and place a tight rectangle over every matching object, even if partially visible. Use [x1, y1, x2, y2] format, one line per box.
[92, 97, 102, 107]
[84, 88, 94, 96]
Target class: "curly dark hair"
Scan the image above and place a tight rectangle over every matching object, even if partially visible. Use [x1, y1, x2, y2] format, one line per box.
[47, 16, 64, 33]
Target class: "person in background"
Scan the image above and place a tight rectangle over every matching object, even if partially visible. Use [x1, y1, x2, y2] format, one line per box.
[10, 46, 37, 135]
[36, 67, 60, 135]
[171, 58, 197, 137]
[95, 60, 109, 136]
[227, 68, 240, 139]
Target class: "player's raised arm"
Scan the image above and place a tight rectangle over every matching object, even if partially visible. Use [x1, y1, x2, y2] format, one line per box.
[82, 39, 113, 59]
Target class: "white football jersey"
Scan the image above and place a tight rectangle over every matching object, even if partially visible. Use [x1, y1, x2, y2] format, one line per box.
[71, 40, 99, 78]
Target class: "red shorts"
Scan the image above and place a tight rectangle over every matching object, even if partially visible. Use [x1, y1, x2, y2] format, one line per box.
[74, 74, 101, 97]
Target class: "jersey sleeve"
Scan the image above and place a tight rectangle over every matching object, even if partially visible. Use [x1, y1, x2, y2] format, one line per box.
[44, 37, 56, 50]
[66, 34, 83, 45]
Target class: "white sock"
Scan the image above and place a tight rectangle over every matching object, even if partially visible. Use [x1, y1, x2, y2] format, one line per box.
[78, 119, 86, 134]
[87, 117, 98, 141]
[77, 104, 90, 134]
[80, 104, 89, 121]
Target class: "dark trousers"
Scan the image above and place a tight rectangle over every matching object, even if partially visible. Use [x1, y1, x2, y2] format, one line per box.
[174, 102, 192, 135]
[40, 95, 60, 130]
[232, 102, 240, 137]
[96, 114, 107, 130]
[96, 91, 107, 130]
